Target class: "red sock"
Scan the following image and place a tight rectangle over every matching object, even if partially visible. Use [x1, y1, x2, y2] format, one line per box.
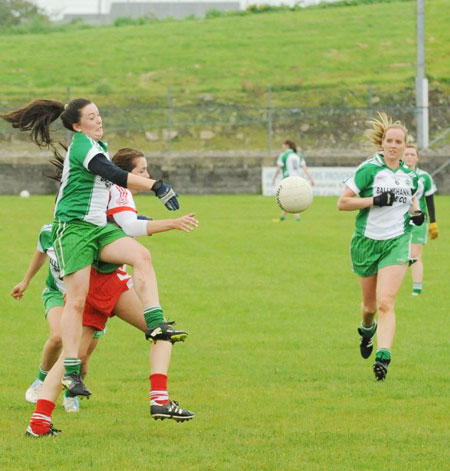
[29, 399, 55, 435]
[150, 374, 169, 405]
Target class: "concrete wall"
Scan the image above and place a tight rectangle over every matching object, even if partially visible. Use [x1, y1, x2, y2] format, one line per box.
[1, 151, 449, 195]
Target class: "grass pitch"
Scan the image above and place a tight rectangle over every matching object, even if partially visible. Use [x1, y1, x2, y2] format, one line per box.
[0, 194, 449, 471]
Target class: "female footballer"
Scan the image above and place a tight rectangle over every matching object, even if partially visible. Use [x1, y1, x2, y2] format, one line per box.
[272, 139, 315, 221]
[337, 112, 424, 381]
[402, 144, 438, 295]
[1, 99, 183, 398]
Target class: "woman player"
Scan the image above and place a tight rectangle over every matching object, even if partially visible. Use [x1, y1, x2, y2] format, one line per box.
[337, 112, 424, 381]
[272, 140, 315, 221]
[402, 144, 439, 295]
[1, 99, 184, 398]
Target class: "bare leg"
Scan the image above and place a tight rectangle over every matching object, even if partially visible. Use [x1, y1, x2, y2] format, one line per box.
[40, 326, 96, 404]
[113, 288, 172, 375]
[81, 337, 99, 379]
[375, 264, 408, 350]
[61, 266, 90, 359]
[40, 306, 63, 371]
[358, 274, 377, 326]
[99, 237, 159, 307]
[410, 243, 424, 284]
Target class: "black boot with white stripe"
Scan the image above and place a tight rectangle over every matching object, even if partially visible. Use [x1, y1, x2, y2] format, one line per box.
[150, 400, 194, 422]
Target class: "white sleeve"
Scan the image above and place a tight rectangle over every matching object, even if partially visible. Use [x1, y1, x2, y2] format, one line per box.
[276, 153, 284, 168]
[113, 211, 148, 237]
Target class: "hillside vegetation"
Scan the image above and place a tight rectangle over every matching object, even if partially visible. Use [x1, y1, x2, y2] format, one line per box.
[1, 0, 449, 151]
[1, 0, 449, 107]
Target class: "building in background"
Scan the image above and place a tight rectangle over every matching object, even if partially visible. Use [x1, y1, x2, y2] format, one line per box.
[31, 0, 341, 23]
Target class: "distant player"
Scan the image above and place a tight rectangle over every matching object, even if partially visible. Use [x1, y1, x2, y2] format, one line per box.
[402, 144, 438, 295]
[337, 112, 424, 381]
[272, 140, 315, 221]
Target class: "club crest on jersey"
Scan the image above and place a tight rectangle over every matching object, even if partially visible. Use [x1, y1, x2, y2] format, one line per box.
[116, 196, 129, 205]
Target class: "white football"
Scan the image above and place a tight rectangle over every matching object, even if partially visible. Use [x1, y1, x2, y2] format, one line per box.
[20, 190, 30, 198]
[276, 176, 313, 213]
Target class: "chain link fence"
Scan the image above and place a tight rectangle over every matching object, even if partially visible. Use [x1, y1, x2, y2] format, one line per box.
[1, 97, 449, 153]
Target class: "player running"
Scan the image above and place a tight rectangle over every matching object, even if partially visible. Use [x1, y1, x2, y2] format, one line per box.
[402, 144, 439, 296]
[1, 99, 184, 399]
[337, 112, 424, 381]
[272, 140, 315, 221]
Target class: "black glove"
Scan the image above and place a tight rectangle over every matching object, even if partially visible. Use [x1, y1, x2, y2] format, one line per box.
[373, 191, 395, 207]
[410, 210, 425, 226]
[151, 180, 179, 211]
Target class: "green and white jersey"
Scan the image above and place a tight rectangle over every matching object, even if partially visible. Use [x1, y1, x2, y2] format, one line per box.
[54, 132, 112, 226]
[37, 223, 65, 292]
[413, 167, 437, 216]
[276, 149, 306, 178]
[345, 153, 420, 241]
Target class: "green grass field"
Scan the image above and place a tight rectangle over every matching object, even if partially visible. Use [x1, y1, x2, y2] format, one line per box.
[1, 0, 449, 107]
[0, 194, 449, 470]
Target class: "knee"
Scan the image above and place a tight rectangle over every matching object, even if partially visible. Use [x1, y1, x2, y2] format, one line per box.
[133, 247, 152, 269]
[48, 334, 63, 350]
[377, 297, 394, 315]
[66, 294, 87, 313]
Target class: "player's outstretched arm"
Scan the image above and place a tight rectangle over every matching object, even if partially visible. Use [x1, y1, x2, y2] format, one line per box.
[10, 250, 48, 300]
[147, 213, 199, 235]
[113, 211, 198, 237]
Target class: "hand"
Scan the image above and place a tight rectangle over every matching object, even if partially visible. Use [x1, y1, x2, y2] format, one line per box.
[373, 190, 395, 207]
[410, 210, 425, 226]
[10, 281, 28, 300]
[173, 213, 199, 232]
[428, 222, 438, 239]
[152, 180, 179, 211]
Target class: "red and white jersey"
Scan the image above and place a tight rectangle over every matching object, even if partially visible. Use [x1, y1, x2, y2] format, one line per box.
[107, 185, 137, 219]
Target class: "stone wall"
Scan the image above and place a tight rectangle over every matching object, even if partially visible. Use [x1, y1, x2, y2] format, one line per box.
[1, 150, 449, 195]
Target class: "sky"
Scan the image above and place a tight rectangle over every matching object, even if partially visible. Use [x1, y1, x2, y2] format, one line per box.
[31, 0, 333, 19]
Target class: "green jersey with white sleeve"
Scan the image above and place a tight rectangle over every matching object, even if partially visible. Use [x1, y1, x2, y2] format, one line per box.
[414, 167, 437, 216]
[345, 153, 419, 240]
[276, 149, 306, 178]
[37, 223, 65, 292]
[54, 132, 112, 226]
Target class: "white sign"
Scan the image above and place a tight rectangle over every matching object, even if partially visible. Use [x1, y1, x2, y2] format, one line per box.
[262, 166, 355, 196]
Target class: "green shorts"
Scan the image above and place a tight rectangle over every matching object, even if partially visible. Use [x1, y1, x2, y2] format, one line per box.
[42, 287, 64, 317]
[52, 220, 126, 277]
[411, 222, 428, 245]
[350, 232, 411, 278]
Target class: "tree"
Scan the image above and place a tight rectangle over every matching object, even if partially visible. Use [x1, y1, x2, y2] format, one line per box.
[0, 0, 48, 27]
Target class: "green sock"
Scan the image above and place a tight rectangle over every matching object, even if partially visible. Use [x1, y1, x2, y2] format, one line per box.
[63, 358, 81, 376]
[375, 348, 391, 362]
[37, 365, 48, 382]
[413, 282, 422, 294]
[144, 305, 164, 330]
[360, 320, 377, 338]
[280, 216, 286, 221]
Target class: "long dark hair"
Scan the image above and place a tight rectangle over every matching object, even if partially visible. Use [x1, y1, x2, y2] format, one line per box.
[284, 139, 297, 152]
[0, 98, 91, 148]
